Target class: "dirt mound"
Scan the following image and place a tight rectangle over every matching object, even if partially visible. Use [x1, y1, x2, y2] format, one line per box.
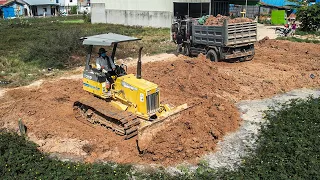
[0, 57, 241, 166]
[0, 39, 319, 166]
[205, 14, 253, 26]
[127, 56, 241, 164]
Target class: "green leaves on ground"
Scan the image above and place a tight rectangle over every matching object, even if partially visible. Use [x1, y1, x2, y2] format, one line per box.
[0, 131, 134, 179]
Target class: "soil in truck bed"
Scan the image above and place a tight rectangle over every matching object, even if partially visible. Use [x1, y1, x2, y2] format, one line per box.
[205, 14, 254, 26]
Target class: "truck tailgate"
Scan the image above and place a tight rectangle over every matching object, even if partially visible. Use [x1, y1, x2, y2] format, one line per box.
[226, 22, 257, 46]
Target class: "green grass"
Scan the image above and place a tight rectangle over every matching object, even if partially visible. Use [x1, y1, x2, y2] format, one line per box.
[60, 19, 85, 24]
[276, 36, 320, 44]
[1, 97, 319, 179]
[295, 29, 320, 36]
[0, 16, 175, 87]
[0, 131, 135, 179]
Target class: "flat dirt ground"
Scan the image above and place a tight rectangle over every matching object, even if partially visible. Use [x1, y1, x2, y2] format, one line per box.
[0, 39, 319, 166]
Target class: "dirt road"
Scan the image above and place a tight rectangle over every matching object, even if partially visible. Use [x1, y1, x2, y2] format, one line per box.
[0, 39, 319, 166]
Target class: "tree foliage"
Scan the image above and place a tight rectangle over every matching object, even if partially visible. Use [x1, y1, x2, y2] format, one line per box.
[296, 3, 320, 31]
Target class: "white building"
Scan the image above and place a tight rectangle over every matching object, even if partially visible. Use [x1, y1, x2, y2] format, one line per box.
[59, 0, 90, 14]
[24, 0, 60, 16]
[91, 0, 230, 28]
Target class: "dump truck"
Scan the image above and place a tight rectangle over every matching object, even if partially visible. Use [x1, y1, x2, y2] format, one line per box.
[172, 18, 257, 62]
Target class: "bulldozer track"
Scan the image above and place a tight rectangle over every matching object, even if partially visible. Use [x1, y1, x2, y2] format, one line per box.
[73, 100, 140, 140]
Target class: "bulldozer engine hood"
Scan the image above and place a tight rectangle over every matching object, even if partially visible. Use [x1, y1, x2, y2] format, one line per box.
[118, 74, 158, 92]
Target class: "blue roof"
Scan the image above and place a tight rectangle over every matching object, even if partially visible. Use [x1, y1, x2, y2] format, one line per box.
[260, 0, 297, 7]
[24, 0, 59, 5]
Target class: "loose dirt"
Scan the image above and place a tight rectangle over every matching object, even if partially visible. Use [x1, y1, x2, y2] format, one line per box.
[205, 14, 253, 26]
[0, 39, 319, 166]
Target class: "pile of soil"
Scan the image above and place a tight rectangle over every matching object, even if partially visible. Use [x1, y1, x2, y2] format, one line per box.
[129, 56, 241, 164]
[205, 14, 253, 26]
[0, 39, 319, 166]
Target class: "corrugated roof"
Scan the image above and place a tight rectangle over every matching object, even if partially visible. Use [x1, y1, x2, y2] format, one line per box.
[2, 0, 26, 6]
[0, 0, 8, 5]
[24, 0, 59, 5]
[81, 33, 141, 46]
[260, 0, 296, 7]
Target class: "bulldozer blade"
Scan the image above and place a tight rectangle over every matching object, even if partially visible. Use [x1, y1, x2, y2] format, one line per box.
[137, 103, 191, 150]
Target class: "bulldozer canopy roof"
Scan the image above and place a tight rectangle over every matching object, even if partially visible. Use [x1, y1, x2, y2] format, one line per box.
[81, 33, 141, 46]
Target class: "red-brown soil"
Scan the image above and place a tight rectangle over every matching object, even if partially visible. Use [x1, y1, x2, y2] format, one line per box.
[205, 14, 253, 26]
[0, 40, 319, 166]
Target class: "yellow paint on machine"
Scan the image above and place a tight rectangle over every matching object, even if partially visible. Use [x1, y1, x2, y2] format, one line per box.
[82, 74, 160, 120]
[83, 78, 106, 97]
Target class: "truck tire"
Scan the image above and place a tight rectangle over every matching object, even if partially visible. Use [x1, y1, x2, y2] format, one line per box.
[206, 50, 218, 62]
[183, 45, 190, 56]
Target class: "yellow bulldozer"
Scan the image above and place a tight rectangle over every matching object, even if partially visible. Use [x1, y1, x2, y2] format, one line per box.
[73, 33, 188, 140]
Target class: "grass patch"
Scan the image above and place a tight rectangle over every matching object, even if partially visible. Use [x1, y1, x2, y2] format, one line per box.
[1, 97, 319, 179]
[0, 131, 135, 179]
[60, 19, 85, 24]
[0, 16, 175, 87]
[295, 29, 320, 36]
[276, 36, 320, 44]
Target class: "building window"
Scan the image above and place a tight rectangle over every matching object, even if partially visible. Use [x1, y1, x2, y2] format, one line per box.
[43, 8, 47, 12]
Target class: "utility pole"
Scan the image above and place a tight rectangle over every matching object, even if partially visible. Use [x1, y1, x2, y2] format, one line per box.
[245, 0, 248, 17]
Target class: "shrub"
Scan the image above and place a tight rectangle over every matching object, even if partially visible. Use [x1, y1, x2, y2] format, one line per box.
[83, 13, 91, 23]
[0, 131, 134, 179]
[22, 29, 83, 68]
[296, 3, 320, 31]
[70, 6, 77, 14]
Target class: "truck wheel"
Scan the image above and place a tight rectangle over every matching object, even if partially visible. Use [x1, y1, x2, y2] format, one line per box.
[183, 46, 190, 56]
[206, 50, 218, 62]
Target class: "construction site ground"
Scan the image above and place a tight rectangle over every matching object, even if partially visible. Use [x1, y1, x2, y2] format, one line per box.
[0, 39, 319, 167]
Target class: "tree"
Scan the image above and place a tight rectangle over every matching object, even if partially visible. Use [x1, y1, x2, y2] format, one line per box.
[296, 3, 320, 31]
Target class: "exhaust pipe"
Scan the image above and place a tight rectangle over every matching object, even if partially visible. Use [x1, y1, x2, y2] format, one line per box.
[137, 47, 143, 79]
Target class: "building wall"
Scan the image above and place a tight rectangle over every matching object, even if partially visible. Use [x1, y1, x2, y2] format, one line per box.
[105, 9, 172, 27]
[36, 5, 52, 16]
[230, 4, 260, 18]
[91, 0, 211, 27]
[12, 4, 24, 16]
[1, 3, 24, 18]
[61, 0, 78, 7]
[91, 3, 106, 23]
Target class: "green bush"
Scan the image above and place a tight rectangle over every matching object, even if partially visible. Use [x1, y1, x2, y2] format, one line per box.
[296, 3, 320, 31]
[70, 6, 77, 14]
[0, 131, 134, 179]
[83, 13, 91, 23]
[22, 29, 83, 68]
